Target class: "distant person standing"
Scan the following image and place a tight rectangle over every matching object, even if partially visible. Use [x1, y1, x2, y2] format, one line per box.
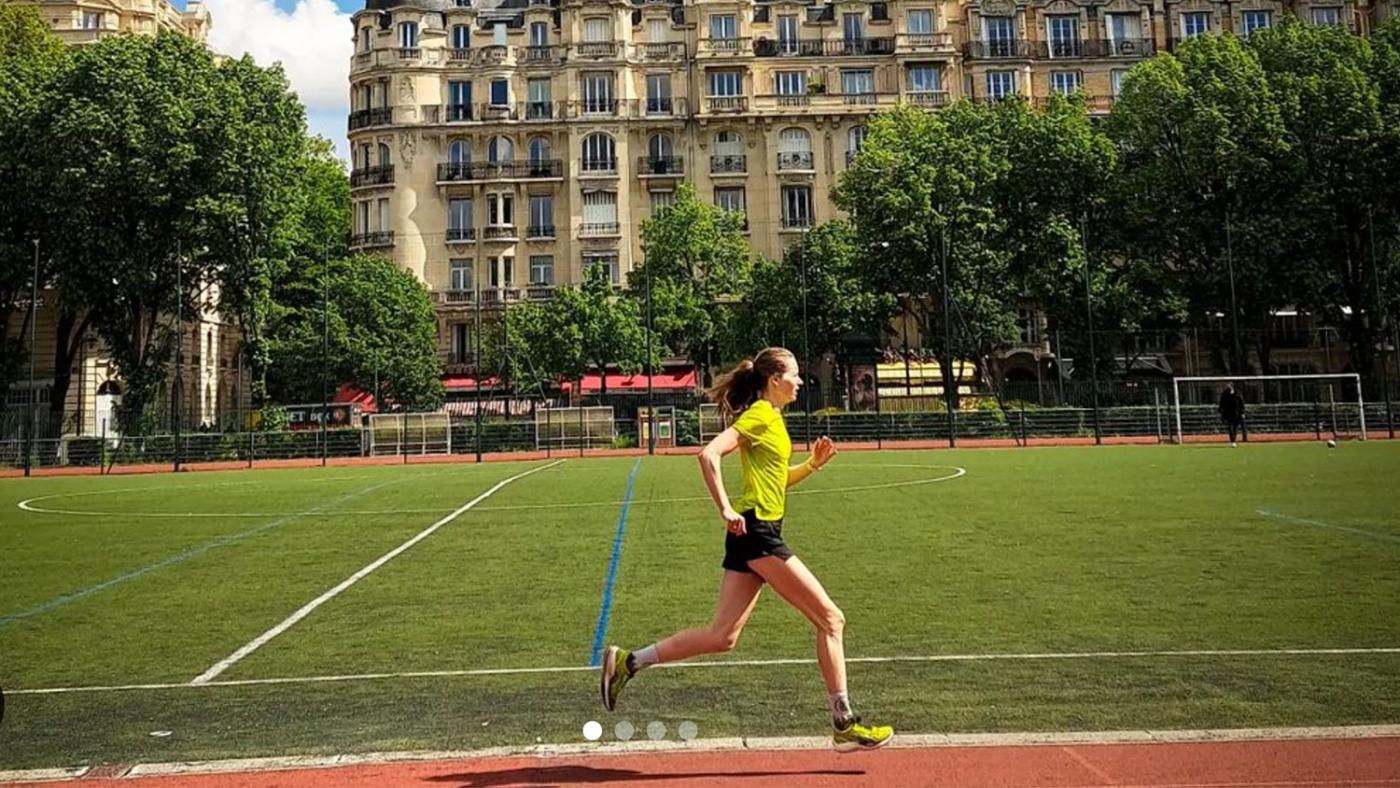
[1218, 383, 1245, 447]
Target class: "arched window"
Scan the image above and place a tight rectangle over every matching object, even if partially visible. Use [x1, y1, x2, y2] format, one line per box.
[648, 133, 673, 160]
[848, 125, 868, 154]
[714, 130, 742, 156]
[582, 132, 616, 172]
[488, 135, 514, 163]
[778, 127, 812, 169]
[449, 139, 471, 164]
[527, 136, 551, 164]
[377, 143, 391, 168]
[358, 144, 372, 170]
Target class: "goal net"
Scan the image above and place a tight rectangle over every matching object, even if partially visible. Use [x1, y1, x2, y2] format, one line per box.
[1171, 374, 1367, 443]
[535, 406, 616, 450]
[367, 412, 453, 456]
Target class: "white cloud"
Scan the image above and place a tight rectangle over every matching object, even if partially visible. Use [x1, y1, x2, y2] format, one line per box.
[203, 0, 352, 111]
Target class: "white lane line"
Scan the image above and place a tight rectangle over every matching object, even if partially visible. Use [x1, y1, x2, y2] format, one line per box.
[1257, 510, 1400, 545]
[12, 645, 1396, 696]
[13, 465, 966, 518]
[188, 460, 565, 685]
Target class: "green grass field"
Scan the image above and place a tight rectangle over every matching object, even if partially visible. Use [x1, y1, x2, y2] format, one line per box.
[1, 442, 1398, 770]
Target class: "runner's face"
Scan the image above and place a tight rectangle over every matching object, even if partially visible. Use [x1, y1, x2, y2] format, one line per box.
[769, 356, 801, 406]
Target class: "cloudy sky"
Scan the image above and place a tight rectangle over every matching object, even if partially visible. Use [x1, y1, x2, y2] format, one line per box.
[174, 0, 361, 165]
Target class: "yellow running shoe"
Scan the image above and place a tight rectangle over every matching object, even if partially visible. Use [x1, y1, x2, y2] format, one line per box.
[832, 716, 894, 753]
[600, 645, 633, 712]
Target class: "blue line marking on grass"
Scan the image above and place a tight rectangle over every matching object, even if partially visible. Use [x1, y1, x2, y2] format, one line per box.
[0, 480, 397, 627]
[590, 457, 642, 667]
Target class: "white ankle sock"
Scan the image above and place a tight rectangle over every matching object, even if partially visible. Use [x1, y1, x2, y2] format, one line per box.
[631, 645, 661, 671]
[830, 690, 853, 726]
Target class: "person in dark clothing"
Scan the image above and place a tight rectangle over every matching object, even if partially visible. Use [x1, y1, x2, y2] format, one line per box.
[1219, 383, 1246, 446]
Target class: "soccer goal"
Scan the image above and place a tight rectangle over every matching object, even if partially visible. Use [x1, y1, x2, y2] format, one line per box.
[1171, 374, 1367, 443]
[367, 412, 452, 456]
[698, 403, 726, 444]
[534, 406, 616, 450]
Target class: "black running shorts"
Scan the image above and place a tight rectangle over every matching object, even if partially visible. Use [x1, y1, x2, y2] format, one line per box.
[722, 510, 794, 574]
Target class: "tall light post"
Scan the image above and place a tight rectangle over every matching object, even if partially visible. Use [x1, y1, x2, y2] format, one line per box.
[643, 245, 655, 455]
[939, 225, 955, 448]
[1225, 207, 1242, 374]
[173, 240, 183, 471]
[321, 243, 330, 466]
[24, 239, 39, 477]
[798, 226, 812, 450]
[1082, 214, 1102, 445]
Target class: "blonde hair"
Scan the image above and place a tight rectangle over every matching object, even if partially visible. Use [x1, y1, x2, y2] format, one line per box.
[705, 347, 796, 420]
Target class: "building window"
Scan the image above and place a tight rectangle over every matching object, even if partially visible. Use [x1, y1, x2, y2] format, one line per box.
[450, 259, 473, 291]
[377, 143, 391, 167]
[398, 21, 419, 49]
[1241, 10, 1272, 35]
[527, 136, 551, 164]
[648, 133, 674, 161]
[584, 252, 620, 285]
[774, 71, 807, 95]
[843, 13, 865, 47]
[581, 72, 615, 114]
[451, 323, 470, 363]
[1111, 69, 1128, 97]
[1181, 12, 1211, 38]
[648, 18, 668, 43]
[907, 64, 940, 92]
[527, 78, 551, 117]
[778, 127, 812, 169]
[582, 190, 618, 226]
[489, 256, 514, 288]
[82, 11, 104, 29]
[986, 70, 1016, 100]
[529, 255, 554, 285]
[449, 198, 474, 234]
[646, 74, 673, 114]
[529, 195, 554, 235]
[1106, 12, 1143, 53]
[847, 125, 868, 161]
[530, 21, 548, 46]
[715, 186, 746, 215]
[582, 132, 616, 172]
[488, 135, 514, 163]
[492, 23, 507, 46]
[490, 79, 509, 106]
[907, 9, 933, 34]
[983, 16, 1015, 56]
[377, 198, 390, 232]
[356, 201, 370, 235]
[708, 69, 743, 96]
[709, 13, 737, 42]
[448, 80, 471, 119]
[452, 24, 470, 51]
[1050, 71, 1082, 95]
[1310, 6, 1341, 25]
[650, 190, 675, 212]
[841, 69, 875, 97]
[781, 185, 814, 228]
[778, 15, 799, 53]
[449, 139, 471, 164]
[487, 193, 514, 226]
[359, 27, 372, 52]
[584, 17, 613, 42]
[1046, 15, 1080, 57]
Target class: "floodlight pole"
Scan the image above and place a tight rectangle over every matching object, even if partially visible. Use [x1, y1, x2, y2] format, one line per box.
[799, 226, 812, 451]
[24, 239, 39, 477]
[1225, 207, 1242, 376]
[940, 225, 955, 448]
[321, 244, 330, 467]
[644, 248, 655, 455]
[1368, 205, 1395, 439]
[1082, 215, 1102, 445]
[174, 240, 183, 471]
[475, 280, 483, 463]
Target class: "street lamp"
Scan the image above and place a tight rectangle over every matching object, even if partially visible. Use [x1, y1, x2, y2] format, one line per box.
[24, 239, 39, 477]
[798, 226, 812, 450]
[643, 244, 655, 455]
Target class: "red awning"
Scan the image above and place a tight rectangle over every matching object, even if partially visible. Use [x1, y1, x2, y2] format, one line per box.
[442, 375, 503, 390]
[562, 370, 698, 394]
[332, 385, 378, 414]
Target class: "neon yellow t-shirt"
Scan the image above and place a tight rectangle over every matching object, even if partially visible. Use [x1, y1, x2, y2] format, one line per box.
[731, 399, 792, 521]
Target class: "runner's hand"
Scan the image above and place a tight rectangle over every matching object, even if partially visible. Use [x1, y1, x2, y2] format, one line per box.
[723, 507, 746, 536]
[811, 436, 837, 469]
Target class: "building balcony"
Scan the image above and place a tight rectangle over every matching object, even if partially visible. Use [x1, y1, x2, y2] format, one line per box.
[350, 165, 395, 188]
[446, 227, 477, 244]
[753, 37, 897, 57]
[706, 96, 748, 113]
[525, 100, 559, 120]
[567, 98, 622, 117]
[448, 48, 471, 62]
[580, 158, 619, 176]
[350, 231, 395, 249]
[700, 37, 751, 56]
[970, 93, 1025, 107]
[436, 160, 564, 183]
[444, 104, 473, 122]
[635, 42, 686, 61]
[637, 156, 684, 176]
[520, 45, 566, 65]
[398, 47, 422, 60]
[1031, 38, 1156, 59]
[1035, 94, 1116, 113]
[475, 45, 511, 65]
[527, 225, 556, 239]
[964, 40, 1032, 60]
[906, 90, 950, 108]
[481, 226, 519, 242]
[574, 41, 622, 59]
[480, 287, 521, 305]
[348, 107, 393, 131]
[753, 92, 900, 112]
[897, 32, 955, 52]
[710, 155, 747, 175]
[777, 151, 814, 171]
[438, 290, 476, 305]
[580, 222, 622, 238]
[780, 216, 814, 230]
[773, 94, 810, 107]
[525, 286, 556, 301]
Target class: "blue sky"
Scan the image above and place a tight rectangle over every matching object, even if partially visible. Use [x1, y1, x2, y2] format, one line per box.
[173, 0, 361, 164]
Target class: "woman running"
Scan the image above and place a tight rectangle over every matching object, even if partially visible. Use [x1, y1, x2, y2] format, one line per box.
[601, 347, 894, 752]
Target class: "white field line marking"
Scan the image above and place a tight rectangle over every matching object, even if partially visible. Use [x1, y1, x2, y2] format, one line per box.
[188, 460, 565, 685]
[13, 646, 1397, 696]
[1257, 509, 1400, 545]
[13, 474, 372, 515]
[3, 725, 1397, 784]
[16, 464, 967, 519]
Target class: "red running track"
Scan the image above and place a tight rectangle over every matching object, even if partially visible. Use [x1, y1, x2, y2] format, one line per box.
[22, 736, 1400, 787]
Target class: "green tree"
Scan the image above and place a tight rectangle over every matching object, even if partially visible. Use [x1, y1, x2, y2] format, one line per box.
[535, 265, 654, 399]
[634, 182, 753, 379]
[835, 102, 1019, 407]
[266, 254, 442, 409]
[0, 5, 66, 402]
[1105, 33, 1293, 374]
[1250, 18, 1400, 383]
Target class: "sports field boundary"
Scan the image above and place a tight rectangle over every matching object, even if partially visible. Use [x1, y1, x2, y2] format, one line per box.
[3, 431, 1384, 479]
[2, 725, 1397, 784]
